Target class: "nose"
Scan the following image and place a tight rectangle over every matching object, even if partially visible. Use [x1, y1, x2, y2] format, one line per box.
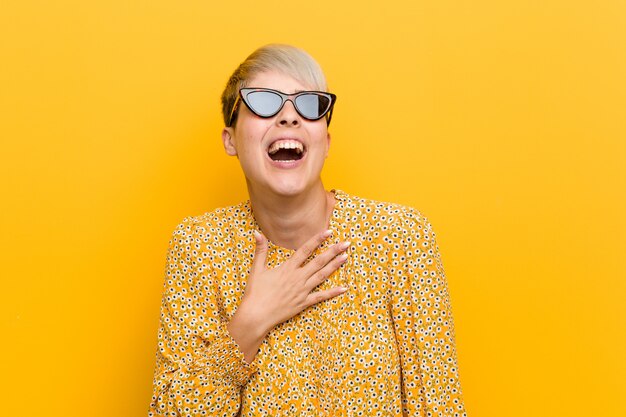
[276, 99, 300, 127]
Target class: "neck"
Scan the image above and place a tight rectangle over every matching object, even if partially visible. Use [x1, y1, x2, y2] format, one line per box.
[248, 182, 334, 250]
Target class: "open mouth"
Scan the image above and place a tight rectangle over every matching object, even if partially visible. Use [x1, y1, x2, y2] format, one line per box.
[267, 139, 305, 162]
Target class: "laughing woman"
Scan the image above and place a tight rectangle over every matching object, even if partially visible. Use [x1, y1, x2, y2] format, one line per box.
[148, 44, 468, 416]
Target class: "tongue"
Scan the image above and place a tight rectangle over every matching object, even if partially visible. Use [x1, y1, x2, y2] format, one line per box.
[270, 149, 301, 161]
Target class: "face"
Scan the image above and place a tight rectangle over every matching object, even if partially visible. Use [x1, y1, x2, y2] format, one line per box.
[221, 71, 331, 199]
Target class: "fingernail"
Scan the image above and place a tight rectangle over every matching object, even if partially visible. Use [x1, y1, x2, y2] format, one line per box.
[338, 253, 349, 262]
[253, 230, 262, 240]
[322, 229, 333, 238]
[340, 241, 351, 250]
[339, 286, 349, 293]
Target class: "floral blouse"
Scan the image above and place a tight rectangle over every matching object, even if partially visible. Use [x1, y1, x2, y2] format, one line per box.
[148, 189, 467, 416]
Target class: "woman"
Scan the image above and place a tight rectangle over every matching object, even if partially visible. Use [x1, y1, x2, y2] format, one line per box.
[149, 44, 467, 416]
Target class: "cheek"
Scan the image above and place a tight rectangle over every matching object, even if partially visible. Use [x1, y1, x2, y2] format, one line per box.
[239, 116, 272, 139]
[235, 123, 267, 154]
[312, 126, 330, 149]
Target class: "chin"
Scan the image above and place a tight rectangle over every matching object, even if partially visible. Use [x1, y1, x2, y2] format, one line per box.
[245, 164, 325, 199]
[260, 172, 321, 198]
[268, 181, 308, 197]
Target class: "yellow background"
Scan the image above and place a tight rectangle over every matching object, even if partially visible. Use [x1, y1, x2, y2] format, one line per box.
[1, 1, 624, 416]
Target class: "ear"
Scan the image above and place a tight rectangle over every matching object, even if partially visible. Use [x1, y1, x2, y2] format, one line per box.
[221, 127, 238, 156]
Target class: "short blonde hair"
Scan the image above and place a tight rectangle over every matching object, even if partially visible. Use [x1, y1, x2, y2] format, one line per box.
[221, 44, 328, 126]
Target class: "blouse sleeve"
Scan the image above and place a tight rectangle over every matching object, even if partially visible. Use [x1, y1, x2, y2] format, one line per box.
[391, 211, 467, 417]
[148, 218, 258, 416]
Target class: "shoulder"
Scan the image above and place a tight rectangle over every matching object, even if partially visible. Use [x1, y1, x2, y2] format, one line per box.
[169, 201, 251, 242]
[337, 190, 434, 236]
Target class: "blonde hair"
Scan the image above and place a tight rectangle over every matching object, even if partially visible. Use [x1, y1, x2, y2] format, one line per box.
[221, 44, 328, 126]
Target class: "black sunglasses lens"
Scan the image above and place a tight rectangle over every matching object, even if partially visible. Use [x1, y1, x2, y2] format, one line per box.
[295, 93, 330, 119]
[246, 91, 282, 117]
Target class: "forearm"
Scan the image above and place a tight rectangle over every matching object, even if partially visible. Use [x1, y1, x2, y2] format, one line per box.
[149, 325, 258, 416]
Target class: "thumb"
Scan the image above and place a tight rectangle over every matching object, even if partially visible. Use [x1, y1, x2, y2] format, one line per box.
[251, 231, 268, 274]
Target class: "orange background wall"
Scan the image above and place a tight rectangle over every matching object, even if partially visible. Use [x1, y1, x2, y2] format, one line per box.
[1, 1, 624, 416]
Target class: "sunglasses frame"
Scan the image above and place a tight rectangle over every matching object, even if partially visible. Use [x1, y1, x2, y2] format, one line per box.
[227, 87, 336, 127]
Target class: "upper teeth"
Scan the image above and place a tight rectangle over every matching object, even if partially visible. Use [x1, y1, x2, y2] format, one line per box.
[268, 140, 304, 155]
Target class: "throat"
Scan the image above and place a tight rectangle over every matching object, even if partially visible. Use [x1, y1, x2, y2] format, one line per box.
[249, 189, 336, 250]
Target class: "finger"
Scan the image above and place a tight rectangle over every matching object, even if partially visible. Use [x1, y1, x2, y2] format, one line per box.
[251, 231, 268, 274]
[290, 229, 333, 266]
[305, 252, 349, 291]
[303, 286, 349, 309]
[302, 241, 351, 275]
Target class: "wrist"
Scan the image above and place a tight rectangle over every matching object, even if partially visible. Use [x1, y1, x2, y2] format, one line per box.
[230, 299, 272, 342]
[227, 300, 272, 364]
